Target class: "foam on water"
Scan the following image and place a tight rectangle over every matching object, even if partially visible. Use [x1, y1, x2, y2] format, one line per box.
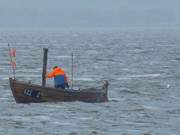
[115, 74, 162, 81]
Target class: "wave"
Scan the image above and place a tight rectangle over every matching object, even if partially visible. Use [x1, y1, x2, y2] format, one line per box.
[120, 89, 142, 95]
[74, 78, 94, 81]
[116, 74, 161, 80]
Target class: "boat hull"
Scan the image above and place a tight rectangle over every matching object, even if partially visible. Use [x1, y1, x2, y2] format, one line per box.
[9, 78, 108, 103]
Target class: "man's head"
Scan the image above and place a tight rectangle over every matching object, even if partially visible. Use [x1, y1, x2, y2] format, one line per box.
[53, 66, 58, 69]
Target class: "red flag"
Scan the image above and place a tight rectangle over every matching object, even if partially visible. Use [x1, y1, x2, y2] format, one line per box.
[9, 48, 16, 57]
[9, 48, 16, 70]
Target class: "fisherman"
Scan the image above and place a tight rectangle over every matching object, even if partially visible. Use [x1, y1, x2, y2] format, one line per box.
[46, 66, 69, 89]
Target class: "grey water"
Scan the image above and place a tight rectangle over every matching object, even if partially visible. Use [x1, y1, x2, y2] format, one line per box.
[0, 28, 180, 135]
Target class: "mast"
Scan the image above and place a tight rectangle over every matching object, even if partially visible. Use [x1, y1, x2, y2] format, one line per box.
[71, 53, 74, 89]
[42, 48, 48, 87]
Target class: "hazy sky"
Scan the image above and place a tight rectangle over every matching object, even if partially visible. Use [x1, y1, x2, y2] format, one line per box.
[0, 0, 179, 29]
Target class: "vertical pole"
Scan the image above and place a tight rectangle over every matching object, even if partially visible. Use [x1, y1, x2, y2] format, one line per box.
[71, 53, 74, 89]
[42, 48, 48, 87]
[8, 44, 16, 79]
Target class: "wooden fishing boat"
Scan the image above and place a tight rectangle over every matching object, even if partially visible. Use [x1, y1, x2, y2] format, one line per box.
[9, 48, 109, 103]
[9, 78, 108, 103]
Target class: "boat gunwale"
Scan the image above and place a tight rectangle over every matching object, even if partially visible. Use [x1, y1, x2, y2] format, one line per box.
[9, 78, 108, 94]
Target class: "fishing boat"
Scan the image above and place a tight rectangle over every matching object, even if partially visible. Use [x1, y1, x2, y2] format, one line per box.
[9, 48, 109, 103]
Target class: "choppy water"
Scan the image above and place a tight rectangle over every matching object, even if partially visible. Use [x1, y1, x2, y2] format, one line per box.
[0, 28, 180, 135]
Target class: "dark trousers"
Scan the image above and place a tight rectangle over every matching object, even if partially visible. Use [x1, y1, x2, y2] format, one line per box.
[55, 84, 65, 89]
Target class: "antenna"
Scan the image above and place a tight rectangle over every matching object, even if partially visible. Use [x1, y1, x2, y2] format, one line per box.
[71, 53, 74, 89]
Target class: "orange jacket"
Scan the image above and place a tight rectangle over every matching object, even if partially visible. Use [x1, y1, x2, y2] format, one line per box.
[46, 67, 68, 83]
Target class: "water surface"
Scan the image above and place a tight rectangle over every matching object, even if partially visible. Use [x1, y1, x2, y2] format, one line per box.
[0, 28, 180, 135]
